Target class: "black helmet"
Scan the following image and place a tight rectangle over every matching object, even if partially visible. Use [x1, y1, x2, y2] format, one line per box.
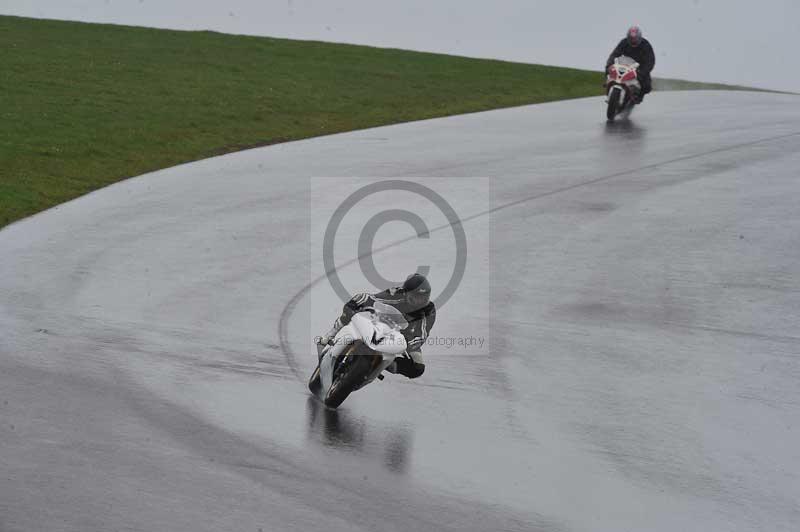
[402, 273, 431, 309]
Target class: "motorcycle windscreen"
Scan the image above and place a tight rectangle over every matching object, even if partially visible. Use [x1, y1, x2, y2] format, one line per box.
[367, 302, 408, 355]
[371, 301, 409, 330]
[615, 55, 637, 66]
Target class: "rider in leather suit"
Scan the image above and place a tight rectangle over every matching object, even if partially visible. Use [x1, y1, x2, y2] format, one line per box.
[606, 26, 656, 103]
[318, 273, 434, 379]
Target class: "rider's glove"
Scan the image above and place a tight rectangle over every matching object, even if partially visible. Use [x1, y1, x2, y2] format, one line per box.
[318, 318, 344, 346]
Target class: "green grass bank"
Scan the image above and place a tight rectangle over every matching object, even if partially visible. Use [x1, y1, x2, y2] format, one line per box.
[0, 15, 750, 228]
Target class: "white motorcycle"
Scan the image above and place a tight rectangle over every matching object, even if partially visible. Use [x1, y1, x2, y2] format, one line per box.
[309, 302, 408, 409]
[605, 55, 642, 121]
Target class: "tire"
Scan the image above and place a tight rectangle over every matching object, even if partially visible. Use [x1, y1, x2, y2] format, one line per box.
[323, 344, 379, 409]
[606, 87, 620, 121]
[308, 365, 322, 395]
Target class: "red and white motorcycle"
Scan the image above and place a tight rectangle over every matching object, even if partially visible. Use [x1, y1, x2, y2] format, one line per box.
[605, 56, 641, 121]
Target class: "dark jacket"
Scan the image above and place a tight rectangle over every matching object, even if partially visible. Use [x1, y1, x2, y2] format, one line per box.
[606, 37, 656, 74]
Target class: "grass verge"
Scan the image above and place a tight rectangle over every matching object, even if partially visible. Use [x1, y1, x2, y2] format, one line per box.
[0, 15, 755, 228]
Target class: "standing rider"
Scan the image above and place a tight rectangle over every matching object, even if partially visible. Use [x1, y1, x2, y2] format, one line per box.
[318, 273, 435, 379]
[606, 25, 656, 103]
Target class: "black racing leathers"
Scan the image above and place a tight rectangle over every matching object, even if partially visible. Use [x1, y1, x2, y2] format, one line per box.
[336, 288, 435, 379]
[606, 37, 655, 95]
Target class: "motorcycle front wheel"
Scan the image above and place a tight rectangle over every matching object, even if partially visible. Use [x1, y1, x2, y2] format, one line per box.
[323, 344, 380, 409]
[606, 86, 621, 121]
[308, 364, 322, 394]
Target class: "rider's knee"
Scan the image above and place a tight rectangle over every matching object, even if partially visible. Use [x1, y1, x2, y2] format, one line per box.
[405, 362, 425, 379]
[396, 358, 425, 379]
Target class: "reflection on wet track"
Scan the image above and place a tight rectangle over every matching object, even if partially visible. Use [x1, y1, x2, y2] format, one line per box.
[305, 397, 413, 474]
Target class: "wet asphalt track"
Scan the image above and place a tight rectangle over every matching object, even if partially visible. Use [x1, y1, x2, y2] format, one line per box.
[1, 91, 800, 532]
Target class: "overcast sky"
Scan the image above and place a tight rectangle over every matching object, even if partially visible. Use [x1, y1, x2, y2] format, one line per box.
[3, 0, 799, 92]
